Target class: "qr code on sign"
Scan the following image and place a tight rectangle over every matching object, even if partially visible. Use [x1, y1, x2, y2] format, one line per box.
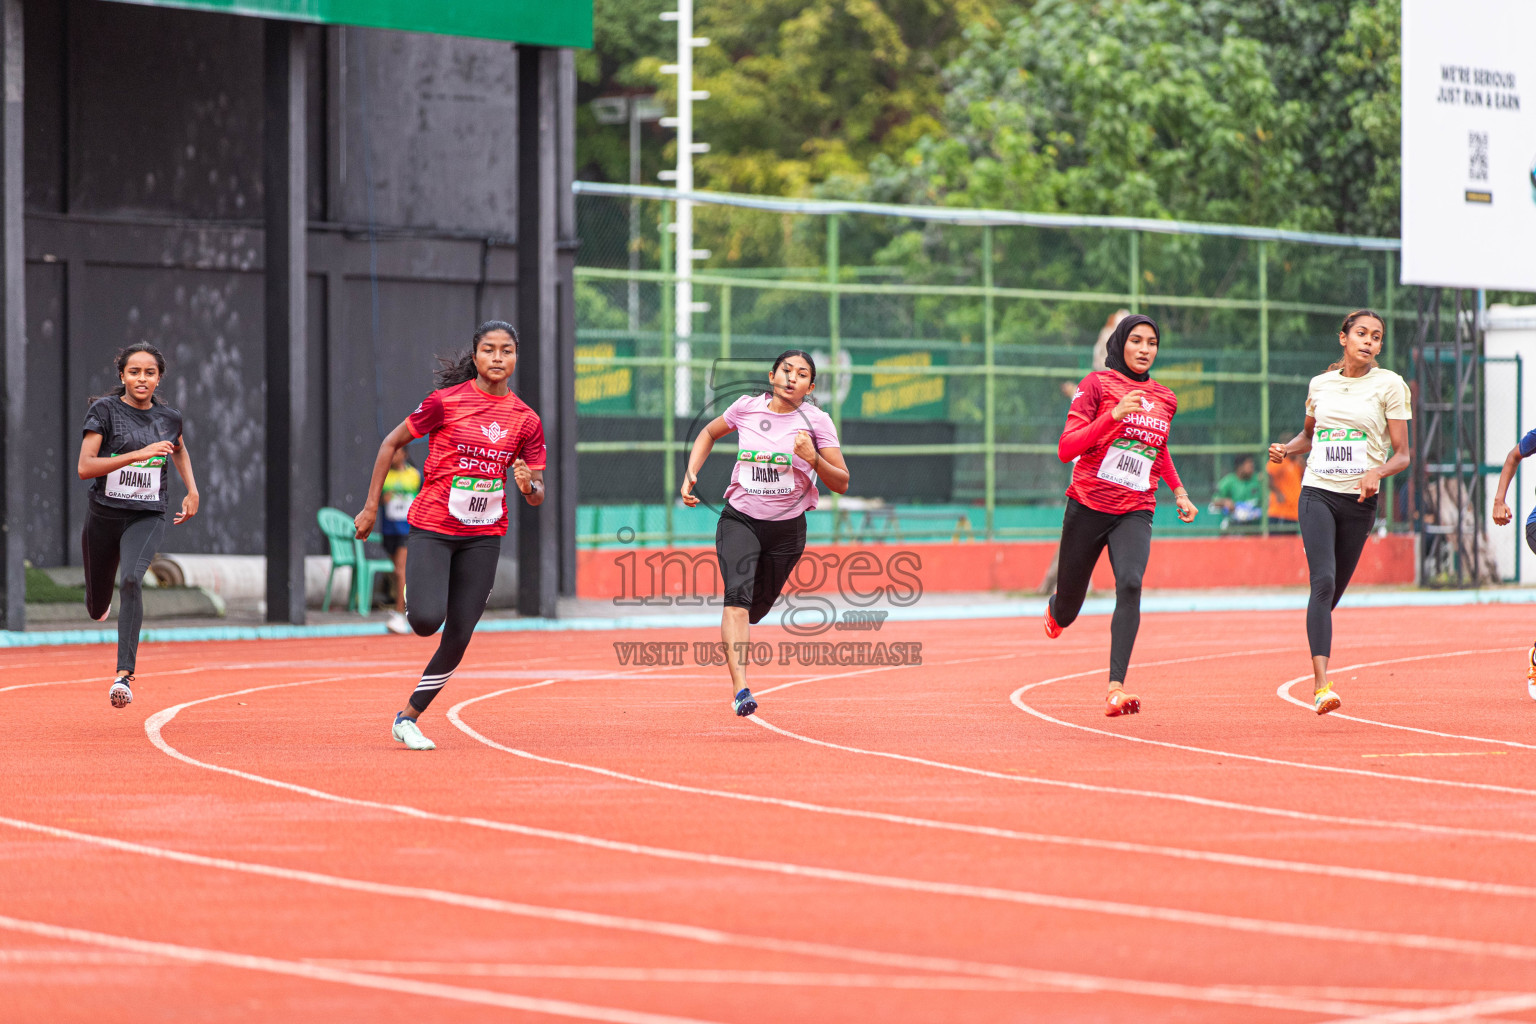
[1469, 131, 1489, 181]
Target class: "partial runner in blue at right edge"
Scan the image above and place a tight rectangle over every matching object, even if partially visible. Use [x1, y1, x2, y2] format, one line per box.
[1490, 428, 1536, 700]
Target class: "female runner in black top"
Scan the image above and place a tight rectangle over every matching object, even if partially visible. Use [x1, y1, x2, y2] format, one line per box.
[77, 343, 200, 708]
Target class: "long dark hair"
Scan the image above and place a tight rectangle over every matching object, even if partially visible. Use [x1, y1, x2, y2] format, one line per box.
[1327, 308, 1383, 372]
[434, 320, 519, 389]
[767, 349, 817, 395]
[94, 342, 167, 405]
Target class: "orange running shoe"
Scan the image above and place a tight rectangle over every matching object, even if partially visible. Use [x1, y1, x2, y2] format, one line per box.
[1526, 646, 1536, 702]
[1044, 602, 1063, 639]
[1313, 682, 1341, 715]
[1105, 688, 1140, 716]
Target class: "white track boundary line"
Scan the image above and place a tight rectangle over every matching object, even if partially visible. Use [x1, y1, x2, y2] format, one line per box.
[1314, 992, 1536, 1024]
[749, 658, 1536, 847]
[0, 814, 1394, 1017]
[1011, 648, 1536, 798]
[1275, 651, 1536, 750]
[0, 914, 724, 1024]
[143, 678, 1536, 964]
[448, 685, 1536, 901]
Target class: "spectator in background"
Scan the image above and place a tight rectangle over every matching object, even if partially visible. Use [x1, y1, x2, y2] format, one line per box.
[1210, 454, 1265, 528]
[380, 446, 421, 635]
[1267, 442, 1305, 527]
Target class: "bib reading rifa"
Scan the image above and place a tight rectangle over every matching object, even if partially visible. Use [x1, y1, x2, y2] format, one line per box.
[736, 449, 794, 497]
[1313, 427, 1368, 477]
[104, 454, 165, 502]
[448, 476, 504, 526]
[1096, 438, 1156, 492]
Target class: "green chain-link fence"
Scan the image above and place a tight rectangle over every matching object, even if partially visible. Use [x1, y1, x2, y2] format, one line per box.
[573, 184, 1428, 549]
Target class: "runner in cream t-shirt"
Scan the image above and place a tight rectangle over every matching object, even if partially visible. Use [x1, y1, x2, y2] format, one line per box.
[1270, 309, 1412, 716]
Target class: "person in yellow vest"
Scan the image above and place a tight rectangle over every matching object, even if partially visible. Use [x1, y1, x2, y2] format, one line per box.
[380, 446, 422, 634]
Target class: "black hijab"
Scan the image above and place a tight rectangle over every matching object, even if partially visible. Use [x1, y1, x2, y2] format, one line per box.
[1104, 314, 1160, 383]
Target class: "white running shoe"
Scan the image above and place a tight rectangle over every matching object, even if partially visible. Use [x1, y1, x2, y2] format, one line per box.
[392, 712, 435, 750]
[1526, 646, 1536, 701]
[109, 677, 133, 708]
[386, 611, 410, 635]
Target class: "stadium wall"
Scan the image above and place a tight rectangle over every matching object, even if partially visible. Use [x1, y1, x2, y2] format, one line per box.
[575, 535, 1418, 601]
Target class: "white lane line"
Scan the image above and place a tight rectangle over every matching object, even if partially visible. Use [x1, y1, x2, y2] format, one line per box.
[449, 686, 1536, 900]
[1011, 650, 1536, 799]
[305, 961, 1061, 991]
[1312, 992, 1536, 1023]
[144, 680, 1536, 964]
[0, 914, 725, 1024]
[0, 814, 1390, 1017]
[1275, 651, 1536, 750]
[0, 664, 214, 695]
[0, 949, 165, 965]
[750, 678, 1536, 847]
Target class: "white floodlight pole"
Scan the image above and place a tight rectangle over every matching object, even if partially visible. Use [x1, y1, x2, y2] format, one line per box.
[660, 0, 710, 415]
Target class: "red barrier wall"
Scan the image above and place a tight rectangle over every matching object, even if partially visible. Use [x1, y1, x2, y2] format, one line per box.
[577, 535, 1417, 601]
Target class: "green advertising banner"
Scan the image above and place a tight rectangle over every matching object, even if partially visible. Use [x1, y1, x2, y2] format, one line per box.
[847, 348, 948, 420]
[576, 339, 635, 414]
[102, 0, 593, 48]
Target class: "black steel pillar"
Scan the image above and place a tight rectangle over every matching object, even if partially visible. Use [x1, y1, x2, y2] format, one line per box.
[516, 46, 563, 619]
[263, 20, 309, 624]
[0, 0, 24, 632]
[555, 50, 579, 598]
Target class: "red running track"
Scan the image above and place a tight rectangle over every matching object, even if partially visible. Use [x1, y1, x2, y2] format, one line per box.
[7, 605, 1536, 1023]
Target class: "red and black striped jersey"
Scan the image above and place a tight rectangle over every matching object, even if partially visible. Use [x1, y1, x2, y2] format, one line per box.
[1059, 371, 1182, 515]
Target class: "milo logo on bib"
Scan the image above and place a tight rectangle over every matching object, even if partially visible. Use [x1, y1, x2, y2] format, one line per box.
[737, 449, 794, 496]
[1096, 438, 1157, 492]
[1313, 427, 1368, 477]
[104, 454, 166, 502]
[448, 475, 504, 526]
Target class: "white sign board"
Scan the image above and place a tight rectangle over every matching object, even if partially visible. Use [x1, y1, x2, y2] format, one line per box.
[1401, 0, 1536, 292]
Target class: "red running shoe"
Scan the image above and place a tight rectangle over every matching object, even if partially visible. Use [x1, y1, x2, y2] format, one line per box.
[1044, 603, 1063, 639]
[1105, 688, 1140, 717]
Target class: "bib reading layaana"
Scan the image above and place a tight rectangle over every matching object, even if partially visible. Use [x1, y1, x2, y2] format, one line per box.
[1313, 427, 1368, 477]
[104, 454, 165, 502]
[736, 449, 795, 497]
[448, 476, 504, 526]
[1096, 439, 1156, 492]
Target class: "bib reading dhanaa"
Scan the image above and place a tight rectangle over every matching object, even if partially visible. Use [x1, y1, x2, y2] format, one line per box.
[104, 454, 165, 502]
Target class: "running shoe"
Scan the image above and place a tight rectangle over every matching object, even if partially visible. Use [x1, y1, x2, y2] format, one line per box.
[733, 688, 758, 718]
[1526, 646, 1536, 701]
[1313, 682, 1342, 716]
[392, 711, 436, 750]
[1105, 688, 1140, 716]
[108, 676, 133, 709]
[386, 611, 410, 636]
[1044, 602, 1063, 639]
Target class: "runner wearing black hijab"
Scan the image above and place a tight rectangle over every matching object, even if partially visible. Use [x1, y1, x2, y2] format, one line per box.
[1044, 314, 1197, 716]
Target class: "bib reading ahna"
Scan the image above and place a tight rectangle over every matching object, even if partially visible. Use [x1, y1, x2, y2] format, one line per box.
[1095, 438, 1157, 492]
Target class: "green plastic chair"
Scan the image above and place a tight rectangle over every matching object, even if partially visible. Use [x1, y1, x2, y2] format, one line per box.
[315, 507, 394, 613]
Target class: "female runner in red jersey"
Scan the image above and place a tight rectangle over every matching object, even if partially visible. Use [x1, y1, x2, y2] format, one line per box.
[1044, 314, 1197, 716]
[353, 321, 546, 751]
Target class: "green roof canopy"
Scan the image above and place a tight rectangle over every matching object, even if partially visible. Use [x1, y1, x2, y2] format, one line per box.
[102, 0, 593, 48]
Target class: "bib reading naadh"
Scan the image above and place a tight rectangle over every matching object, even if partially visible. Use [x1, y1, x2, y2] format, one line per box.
[1312, 427, 1368, 477]
[736, 449, 795, 497]
[104, 455, 165, 502]
[1096, 439, 1156, 492]
[448, 476, 504, 526]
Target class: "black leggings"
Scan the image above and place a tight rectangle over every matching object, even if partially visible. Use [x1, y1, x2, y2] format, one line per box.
[1299, 485, 1376, 658]
[82, 506, 166, 675]
[716, 503, 807, 625]
[403, 528, 502, 713]
[1049, 498, 1153, 684]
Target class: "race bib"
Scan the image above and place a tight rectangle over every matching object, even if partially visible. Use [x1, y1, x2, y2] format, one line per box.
[448, 476, 504, 526]
[736, 449, 795, 497]
[104, 455, 164, 502]
[1096, 439, 1156, 492]
[1313, 427, 1368, 477]
[384, 492, 414, 520]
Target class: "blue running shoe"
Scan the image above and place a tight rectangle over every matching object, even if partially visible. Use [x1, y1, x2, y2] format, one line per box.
[733, 687, 758, 717]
